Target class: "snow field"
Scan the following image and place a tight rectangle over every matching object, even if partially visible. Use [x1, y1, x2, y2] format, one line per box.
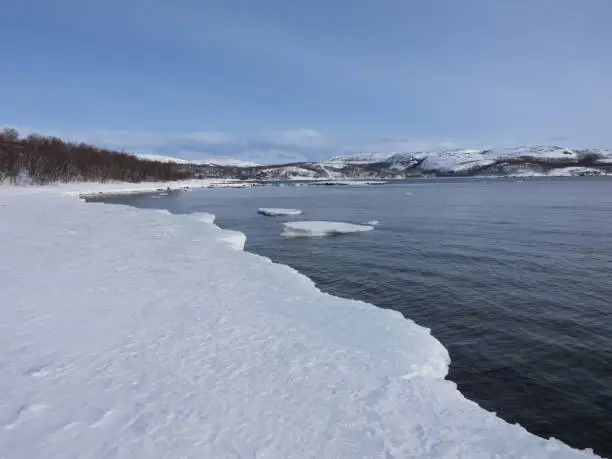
[0, 184, 602, 458]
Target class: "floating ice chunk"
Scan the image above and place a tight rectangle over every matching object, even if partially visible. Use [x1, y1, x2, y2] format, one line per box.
[367, 220, 379, 226]
[258, 208, 302, 216]
[309, 180, 387, 186]
[282, 221, 374, 237]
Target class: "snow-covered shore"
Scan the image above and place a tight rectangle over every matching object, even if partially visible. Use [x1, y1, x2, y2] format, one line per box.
[0, 182, 602, 458]
[0, 178, 257, 198]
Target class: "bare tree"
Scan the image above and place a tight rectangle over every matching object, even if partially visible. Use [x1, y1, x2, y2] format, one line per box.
[0, 133, 194, 184]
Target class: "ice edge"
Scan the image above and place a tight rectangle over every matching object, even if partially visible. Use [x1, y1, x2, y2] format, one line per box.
[84, 191, 600, 458]
[0, 183, 601, 458]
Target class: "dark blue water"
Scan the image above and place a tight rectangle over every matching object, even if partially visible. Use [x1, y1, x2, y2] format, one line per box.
[100, 178, 612, 457]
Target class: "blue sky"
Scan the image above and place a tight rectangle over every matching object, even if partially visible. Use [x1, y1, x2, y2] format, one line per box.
[1, 0, 611, 162]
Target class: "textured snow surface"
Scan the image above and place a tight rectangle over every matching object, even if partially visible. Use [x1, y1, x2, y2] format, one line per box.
[282, 221, 375, 237]
[0, 185, 601, 459]
[257, 208, 303, 216]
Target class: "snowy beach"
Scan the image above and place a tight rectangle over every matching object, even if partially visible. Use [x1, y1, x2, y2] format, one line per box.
[0, 182, 602, 458]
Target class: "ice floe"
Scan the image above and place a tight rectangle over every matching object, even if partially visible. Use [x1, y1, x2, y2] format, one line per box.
[308, 180, 388, 186]
[257, 208, 303, 216]
[282, 221, 375, 237]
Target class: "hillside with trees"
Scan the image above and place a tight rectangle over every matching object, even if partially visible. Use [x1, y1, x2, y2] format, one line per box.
[0, 128, 196, 185]
[3, 128, 611, 184]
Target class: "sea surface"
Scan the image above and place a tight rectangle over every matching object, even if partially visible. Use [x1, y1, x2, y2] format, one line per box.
[100, 177, 612, 457]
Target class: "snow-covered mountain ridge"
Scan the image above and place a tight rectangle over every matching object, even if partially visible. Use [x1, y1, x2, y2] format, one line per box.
[326, 145, 612, 172]
[237, 146, 611, 180]
[140, 146, 612, 180]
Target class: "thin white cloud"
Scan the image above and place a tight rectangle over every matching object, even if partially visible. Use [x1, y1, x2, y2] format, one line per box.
[259, 128, 329, 148]
[345, 140, 432, 154]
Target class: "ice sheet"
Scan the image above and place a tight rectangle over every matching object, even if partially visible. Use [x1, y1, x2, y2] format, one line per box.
[0, 184, 601, 459]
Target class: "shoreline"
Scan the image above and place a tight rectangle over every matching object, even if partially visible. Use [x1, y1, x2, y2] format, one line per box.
[2, 173, 611, 201]
[0, 181, 603, 458]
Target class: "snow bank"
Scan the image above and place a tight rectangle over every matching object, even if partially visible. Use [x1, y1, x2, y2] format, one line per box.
[0, 178, 260, 200]
[0, 184, 601, 458]
[216, 229, 247, 250]
[282, 221, 375, 237]
[257, 208, 302, 216]
[0, 178, 221, 198]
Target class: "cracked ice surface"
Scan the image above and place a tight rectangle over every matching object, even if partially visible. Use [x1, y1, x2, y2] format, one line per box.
[0, 187, 600, 458]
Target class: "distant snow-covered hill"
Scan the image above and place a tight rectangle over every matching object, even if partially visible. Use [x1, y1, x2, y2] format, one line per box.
[322, 146, 612, 178]
[136, 154, 197, 164]
[136, 146, 612, 180]
[136, 154, 260, 168]
[202, 158, 262, 167]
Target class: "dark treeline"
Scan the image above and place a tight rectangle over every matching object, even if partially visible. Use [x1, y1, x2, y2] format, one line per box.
[0, 128, 195, 184]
